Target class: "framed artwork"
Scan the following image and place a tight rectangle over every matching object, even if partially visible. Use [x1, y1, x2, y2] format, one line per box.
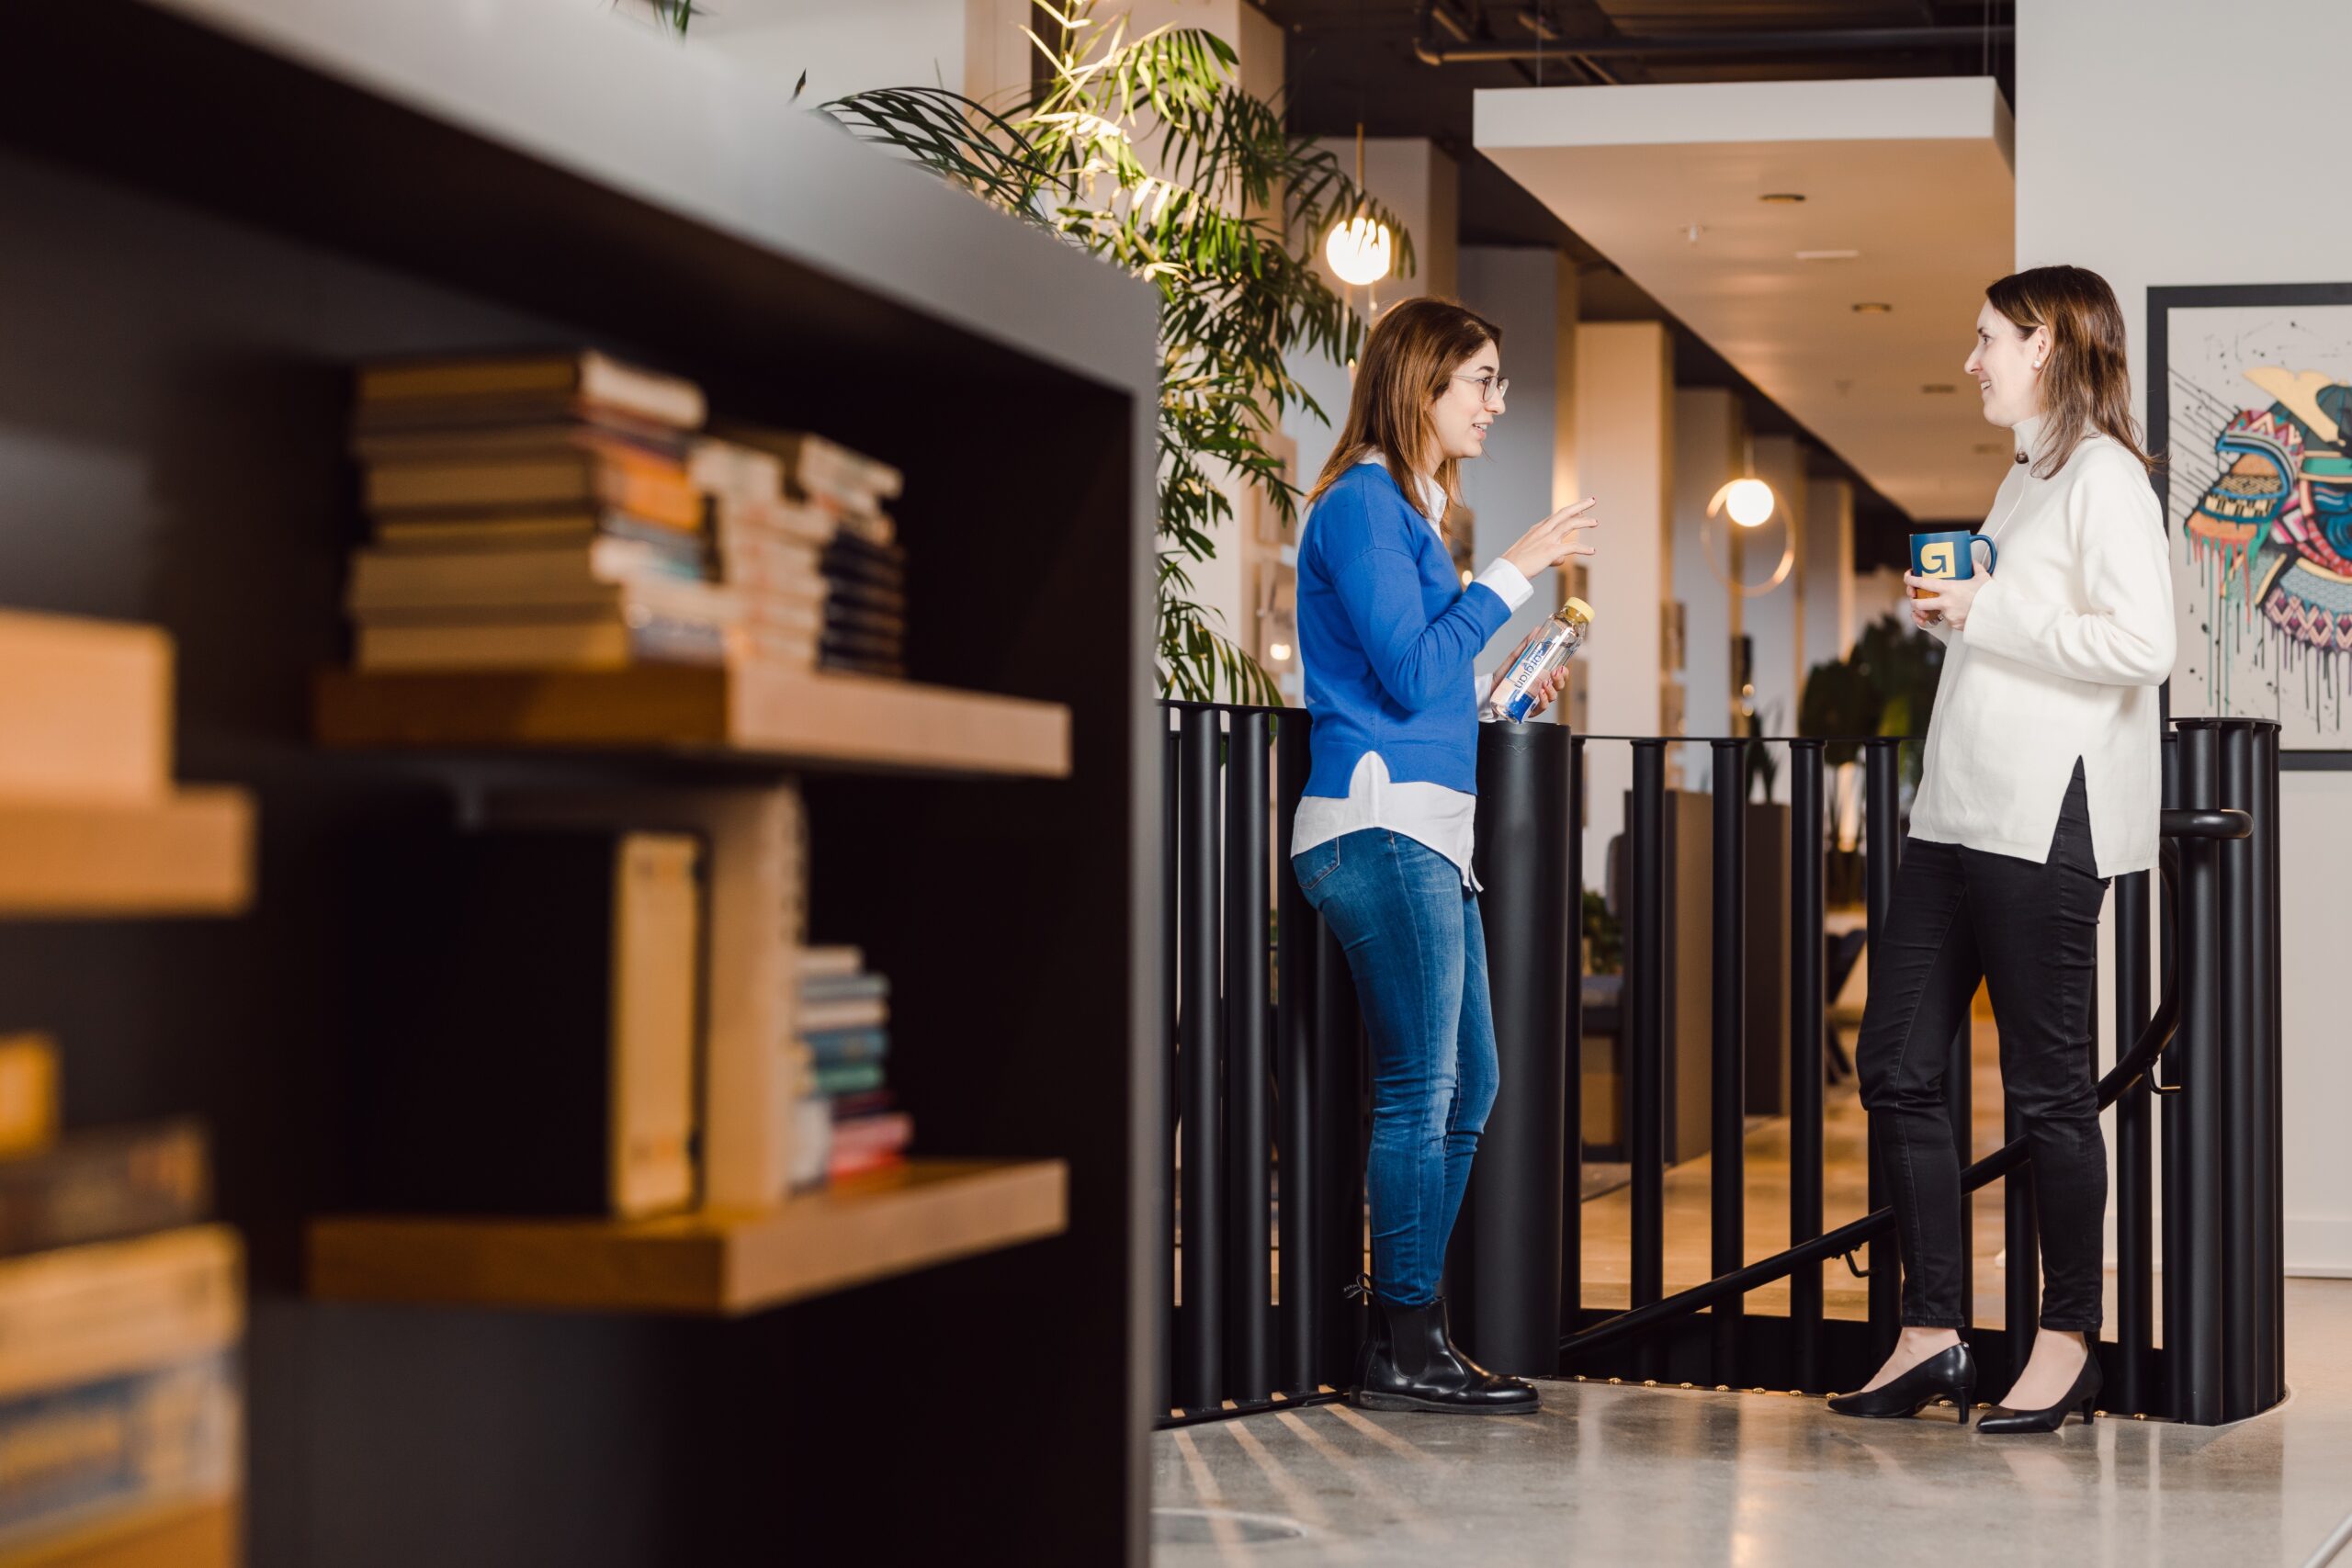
[2151, 282, 2352, 764]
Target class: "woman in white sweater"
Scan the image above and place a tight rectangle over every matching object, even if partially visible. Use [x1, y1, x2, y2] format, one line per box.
[1826, 265, 2174, 1435]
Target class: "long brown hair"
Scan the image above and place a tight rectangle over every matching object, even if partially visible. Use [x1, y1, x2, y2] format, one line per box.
[1305, 296, 1501, 525]
[1985, 265, 2157, 479]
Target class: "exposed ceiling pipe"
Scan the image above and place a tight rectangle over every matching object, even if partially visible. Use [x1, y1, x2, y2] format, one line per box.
[1413, 25, 2014, 67]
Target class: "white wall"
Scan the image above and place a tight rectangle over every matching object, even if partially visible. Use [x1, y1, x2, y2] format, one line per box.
[1804, 475, 1857, 669]
[1577, 321, 1676, 889]
[2020, 0, 2352, 1275]
[1459, 246, 1580, 685]
[1672, 389, 1744, 784]
[1745, 434, 1808, 782]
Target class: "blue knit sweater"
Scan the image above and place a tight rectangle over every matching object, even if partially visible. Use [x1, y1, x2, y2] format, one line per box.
[1297, 462, 1511, 798]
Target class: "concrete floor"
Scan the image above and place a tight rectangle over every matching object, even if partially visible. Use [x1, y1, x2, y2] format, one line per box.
[1152, 1277, 2352, 1567]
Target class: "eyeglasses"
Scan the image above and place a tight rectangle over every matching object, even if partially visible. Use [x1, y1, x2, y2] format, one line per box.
[1452, 373, 1509, 406]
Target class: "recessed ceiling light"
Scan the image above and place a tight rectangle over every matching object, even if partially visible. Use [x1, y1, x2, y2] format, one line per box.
[1760, 192, 1806, 204]
[1922, 383, 1958, 394]
[1796, 249, 1861, 262]
[1852, 302, 1894, 314]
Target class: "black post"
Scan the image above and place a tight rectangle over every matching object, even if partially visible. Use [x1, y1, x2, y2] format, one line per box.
[2258, 722, 2285, 1409]
[1312, 912, 1364, 1391]
[1628, 740, 1668, 1376]
[1160, 725, 1182, 1419]
[2218, 721, 2258, 1421]
[2113, 865, 2154, 1415]
[1273, 717, 1316, 1395]
[1861, 739, 1902, 1355]
[1788, 740, 1826, 1390]
[1175, 706, 1224, 1411]
[1709, 739, 1748, 1382]
[2160, 733, 2186, 1416]
[2177, 720, 2225, 1426]
[1456, 721, 1574, 1375]
[1562, 736, 1587, 1346]
[1224, 711, 1273, 1402]
[2003, 1097, 2040, 1379]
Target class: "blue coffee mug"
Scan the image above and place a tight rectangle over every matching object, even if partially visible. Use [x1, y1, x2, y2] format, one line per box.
[1909, 529, 1996, 595]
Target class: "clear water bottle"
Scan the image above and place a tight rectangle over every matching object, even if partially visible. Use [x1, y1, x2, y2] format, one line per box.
[1493, 597, 1594, 723]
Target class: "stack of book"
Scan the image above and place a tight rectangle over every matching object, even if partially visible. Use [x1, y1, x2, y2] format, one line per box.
[706, 429, 908, 678]
[345, 350, 741, 672]
[690, 438, 838, 672]
[0, 1036, 241, 1557]
[796, 947, 912, 1182]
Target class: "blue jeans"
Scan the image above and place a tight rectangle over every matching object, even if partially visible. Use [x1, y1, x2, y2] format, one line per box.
[1291, 829, 1500, 1308]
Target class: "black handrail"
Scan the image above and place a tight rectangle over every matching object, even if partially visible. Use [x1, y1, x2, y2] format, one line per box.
[1558, 807, 2250, 1364]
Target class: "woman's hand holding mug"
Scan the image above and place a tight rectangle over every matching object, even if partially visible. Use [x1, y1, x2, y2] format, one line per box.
[1502, 498, 1600, 579]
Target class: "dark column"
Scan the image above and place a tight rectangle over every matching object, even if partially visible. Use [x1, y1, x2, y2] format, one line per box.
[1451, 720, 1574, 1376]
[1861, 739, 1902, 1357]
[1223, 711, 1273, 1401]
[1175, 707, 1224, 1410]
[1628, 740, 1668, 1378]
[1788, 740, 1826, 1390]
[1273, 717, 1317, 1395]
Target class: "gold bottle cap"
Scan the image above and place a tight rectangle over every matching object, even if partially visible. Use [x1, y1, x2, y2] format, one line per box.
[1563, 596, 1594, 622]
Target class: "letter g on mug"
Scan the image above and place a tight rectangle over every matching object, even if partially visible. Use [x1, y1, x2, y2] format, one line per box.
[1908, 530, 1996, 597]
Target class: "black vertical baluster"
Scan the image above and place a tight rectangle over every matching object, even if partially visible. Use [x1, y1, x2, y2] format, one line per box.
[1629, 741, 1668, 1376]
[2160, 733, 2185, 1416]
[2177, 720, 2224, 1426]
[1861, 739, 1902, 1355]
[2219, 721, 2257, 1421]
[1562, 735, 1586, 1348]
[1788, 740, 1826, 1391]
[1159, 723, 1179, 1417]
[1312, 912, 1364, 1391]
[1709, 739, 1747, 1383]
[1274, 718, 1316, 1394]
[2259, 722, 2285, 1409]
[1225, 711, 1273, 1402]
[1176, 706, 1224, 1412]
[1949, 1011, 1974, 1336]
[2113, 865, 2154, 1416]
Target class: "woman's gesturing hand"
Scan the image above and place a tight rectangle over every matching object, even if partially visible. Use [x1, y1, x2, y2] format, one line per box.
[1502, 498, 1600, 580]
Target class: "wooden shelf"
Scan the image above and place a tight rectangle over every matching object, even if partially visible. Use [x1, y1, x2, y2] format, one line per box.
[13, 1496, 239, 1568]
[0, 789, 253, 918]
[314, 666, 1071, 779]
[308, 1157, 1068, 1315]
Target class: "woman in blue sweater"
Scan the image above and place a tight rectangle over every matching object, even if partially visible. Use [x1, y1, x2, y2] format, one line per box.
[1291, 297, 1600, 1413]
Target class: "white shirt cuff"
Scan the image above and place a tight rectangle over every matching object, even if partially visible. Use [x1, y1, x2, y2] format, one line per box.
[1475, 558, 1535, 612]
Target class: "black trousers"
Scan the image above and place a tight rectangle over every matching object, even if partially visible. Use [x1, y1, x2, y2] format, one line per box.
[1857, 764, 2109, 1333]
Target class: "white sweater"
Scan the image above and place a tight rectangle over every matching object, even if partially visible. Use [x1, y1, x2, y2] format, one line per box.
[1909, 414, 2175, 877]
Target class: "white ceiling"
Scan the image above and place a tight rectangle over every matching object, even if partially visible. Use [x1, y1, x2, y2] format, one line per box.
[1476, 76, 2016, 522]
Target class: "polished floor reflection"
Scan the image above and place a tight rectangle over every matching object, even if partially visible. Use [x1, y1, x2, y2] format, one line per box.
[1151, 1278, 2352, 1566]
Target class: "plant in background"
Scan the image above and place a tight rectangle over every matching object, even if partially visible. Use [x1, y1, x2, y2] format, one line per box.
[1581, 889, 1623, 976]
[1798, 611, 1946, 785]
[718, 4, 1412, 703]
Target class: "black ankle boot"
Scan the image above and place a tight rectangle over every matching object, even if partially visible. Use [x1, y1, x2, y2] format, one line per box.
[1351, 1295, 1539, 1414]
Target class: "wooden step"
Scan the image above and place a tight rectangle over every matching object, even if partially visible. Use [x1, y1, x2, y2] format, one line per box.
[13, 1497, 239, 1568]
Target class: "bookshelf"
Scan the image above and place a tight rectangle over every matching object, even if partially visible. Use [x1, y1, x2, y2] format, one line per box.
[0, 791, 254, 918]
[314, 667, 1071, 778]
[0, 0, 1157, 1562]
[309, 1158, 1067, 1314]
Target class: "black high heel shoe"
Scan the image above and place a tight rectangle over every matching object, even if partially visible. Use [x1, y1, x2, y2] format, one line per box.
[1978, 1348, 2101, 1435]
[1825, 1344, 1976, 1424]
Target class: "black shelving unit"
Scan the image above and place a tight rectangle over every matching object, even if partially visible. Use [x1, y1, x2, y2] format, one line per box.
[0, 3, 1159, 1562]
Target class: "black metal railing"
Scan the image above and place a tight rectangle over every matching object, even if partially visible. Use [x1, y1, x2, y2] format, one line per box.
[1157, 703, 2284, 1427]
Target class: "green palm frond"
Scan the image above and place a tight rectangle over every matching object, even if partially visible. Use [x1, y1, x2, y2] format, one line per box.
[790, 2, 1415, 703]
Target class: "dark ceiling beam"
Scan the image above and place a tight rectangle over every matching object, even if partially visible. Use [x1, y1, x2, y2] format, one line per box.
[1414, 25, 2012, 67]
